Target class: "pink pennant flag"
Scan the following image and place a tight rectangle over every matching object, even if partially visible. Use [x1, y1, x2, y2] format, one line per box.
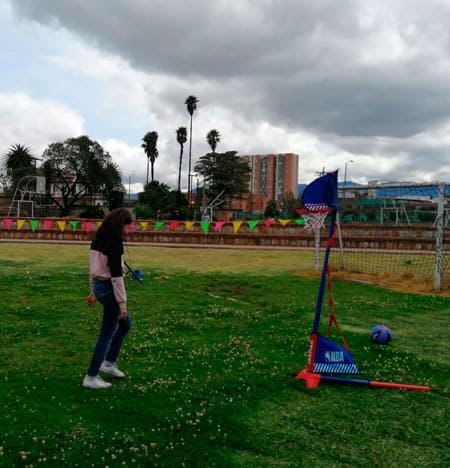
[214, 221, 225, 231]
[43, 219, 53, 230]
[3, 218, 13, 230]
[263, 218, 275, 227]
[84, 221, 93, 233]
[169, 221, 180, 230]
[126, 221, 135, 234]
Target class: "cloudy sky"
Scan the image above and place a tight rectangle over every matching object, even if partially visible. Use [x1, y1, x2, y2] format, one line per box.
[2, 0, 450, 193]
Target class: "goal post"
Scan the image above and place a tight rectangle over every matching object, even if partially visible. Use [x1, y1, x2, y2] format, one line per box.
[324, 181, 450, 292]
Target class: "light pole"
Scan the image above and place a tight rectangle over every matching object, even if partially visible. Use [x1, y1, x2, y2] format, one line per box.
[189, 173, 195, 205]
[128, 172, 135, 206]
[344, 160, 354, 186]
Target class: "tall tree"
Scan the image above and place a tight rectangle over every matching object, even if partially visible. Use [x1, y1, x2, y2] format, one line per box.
[185, 95, 199, 203]
[41, 135, 122, 216]
[206, 129, 221, 153]
[142, 131, 159, 185]
[137, 180, 176, 219]
[176, 126, 187, 192]
[1, 144, 35, 193]
[194, 151, 250, 208]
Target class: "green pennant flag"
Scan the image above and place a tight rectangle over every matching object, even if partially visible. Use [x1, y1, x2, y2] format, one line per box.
[30, 220, 39, 232]
[155, 221, 164, 230]
[295, 218, 305, 225]
[70, 220, 79, 230]
[247, 220, 259, 232]
[200, 221, 210, 233]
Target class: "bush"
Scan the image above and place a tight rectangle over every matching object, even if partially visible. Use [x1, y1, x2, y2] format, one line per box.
[79, 205, 105, 219]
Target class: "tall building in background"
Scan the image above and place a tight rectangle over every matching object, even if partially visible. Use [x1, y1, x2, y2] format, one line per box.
[237, 153, 299, 213]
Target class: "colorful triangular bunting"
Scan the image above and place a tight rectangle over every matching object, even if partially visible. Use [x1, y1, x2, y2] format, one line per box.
[200, 221, 210, 233]
[247, 220, 259, 231]
[232, 221, 242, 233]
[57, 221, 66, 232]
[84, 221, 93, 233]
[278, 219, 291, 226]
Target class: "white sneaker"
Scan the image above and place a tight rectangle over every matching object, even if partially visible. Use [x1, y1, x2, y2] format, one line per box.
[100, 361, 125, 378]
[82, 375, 112, 389]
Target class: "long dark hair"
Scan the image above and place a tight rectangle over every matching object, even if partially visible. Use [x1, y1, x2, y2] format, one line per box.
[95, 208, 132, 241]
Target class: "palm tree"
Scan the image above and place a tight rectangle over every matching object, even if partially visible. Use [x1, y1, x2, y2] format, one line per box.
[206, 129, 221, 153]
[1, 144, 35, 192]
[185, 95, 199, 202]
[176, 126, 187, 192]
[141, 131, 159, 185]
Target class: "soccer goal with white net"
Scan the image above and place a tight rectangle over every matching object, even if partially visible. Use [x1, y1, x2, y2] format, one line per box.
[308, 180, 450, 293]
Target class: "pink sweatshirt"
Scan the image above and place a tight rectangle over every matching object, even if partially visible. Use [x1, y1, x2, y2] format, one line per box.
[90, 238, 127, 311]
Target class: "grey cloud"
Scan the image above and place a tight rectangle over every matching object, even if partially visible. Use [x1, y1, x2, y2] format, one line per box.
[10, 0, 450, 181]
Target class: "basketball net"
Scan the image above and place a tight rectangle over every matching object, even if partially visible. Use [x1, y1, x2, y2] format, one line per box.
[302, 212, 328, 230]
[300, 205, 331, 231]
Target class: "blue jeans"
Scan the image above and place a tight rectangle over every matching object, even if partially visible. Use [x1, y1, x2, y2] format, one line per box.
[87, 279, 131, 377]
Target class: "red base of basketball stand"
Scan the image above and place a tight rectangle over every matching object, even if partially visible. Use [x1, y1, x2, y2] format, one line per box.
[296, 369, 430, 392]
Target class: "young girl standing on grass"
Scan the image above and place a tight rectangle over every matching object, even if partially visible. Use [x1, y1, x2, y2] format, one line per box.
[83, 208, 132, 389]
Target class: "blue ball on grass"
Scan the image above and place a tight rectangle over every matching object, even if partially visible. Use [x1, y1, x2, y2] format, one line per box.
[370, 325, 392, 345]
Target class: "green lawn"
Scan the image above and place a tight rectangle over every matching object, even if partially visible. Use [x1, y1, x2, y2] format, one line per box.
[0, 243, 448, 467]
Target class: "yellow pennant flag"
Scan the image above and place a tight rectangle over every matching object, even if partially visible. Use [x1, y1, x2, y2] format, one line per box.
[17, 219, 26, 230]
[232, 221, 243, 233]
[278, 219, 291, 226]
[57, 221, 66, 232]
[184, 221, 195, 231]
[139, 221, 149, 230]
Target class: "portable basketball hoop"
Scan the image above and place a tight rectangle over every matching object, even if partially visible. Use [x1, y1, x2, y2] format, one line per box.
[295, 171, 429, 392]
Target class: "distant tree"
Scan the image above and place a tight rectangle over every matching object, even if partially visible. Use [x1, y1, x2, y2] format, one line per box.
[194, 151, 250, 208]
[280, 191, 300, 218]
[1, 144, 35, 193]
[176, 126, 187, 192]
[206, 129, 221, 153]
[264, 200, 279, 218]
[142, 131, 159, 185]
[185, 95, 199, 201]
[41, 135, 122, 216]
[137, 180, 176, 219]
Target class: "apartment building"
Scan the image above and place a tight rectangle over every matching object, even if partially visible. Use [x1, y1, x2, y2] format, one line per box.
[234, 153, 299, 213]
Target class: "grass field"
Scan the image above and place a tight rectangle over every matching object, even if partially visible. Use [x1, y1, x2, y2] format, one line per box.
[0, 243, 449, 467]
